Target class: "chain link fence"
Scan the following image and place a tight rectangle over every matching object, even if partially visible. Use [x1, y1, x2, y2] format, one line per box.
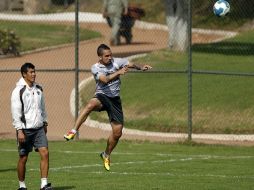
[0, 0, 253, 144]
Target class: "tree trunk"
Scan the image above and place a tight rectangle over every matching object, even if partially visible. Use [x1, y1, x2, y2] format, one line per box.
[165, 0, 188, 51]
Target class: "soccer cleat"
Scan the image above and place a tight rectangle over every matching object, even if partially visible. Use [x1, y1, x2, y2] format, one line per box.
[40, 183, 53, 190]
[100, 152, 110, 171]
[64, 130, 76, 141]
[17, 188, 27, 190]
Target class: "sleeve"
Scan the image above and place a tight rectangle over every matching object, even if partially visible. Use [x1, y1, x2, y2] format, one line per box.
[91, 64, 104, 81]
[11, 88, 24, 130]
[113, 58, 129, 69]
[41, 91, 48, 123]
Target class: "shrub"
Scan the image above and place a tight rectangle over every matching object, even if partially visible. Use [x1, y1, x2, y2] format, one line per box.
[0, 29, 21, 56]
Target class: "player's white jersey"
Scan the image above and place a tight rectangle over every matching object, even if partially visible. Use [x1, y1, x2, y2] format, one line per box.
[91, 57, 128, 97]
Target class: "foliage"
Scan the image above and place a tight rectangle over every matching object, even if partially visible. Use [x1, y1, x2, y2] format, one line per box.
[0, 29, 21, 56]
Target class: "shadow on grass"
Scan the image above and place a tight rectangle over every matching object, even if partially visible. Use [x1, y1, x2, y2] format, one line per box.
[193, 42, 254, 56]
[53, 186, 75, 190]
[0, 168, 16, 172]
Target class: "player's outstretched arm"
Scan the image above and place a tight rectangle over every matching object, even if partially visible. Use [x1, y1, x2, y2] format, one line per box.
[127, 62, 152, 71]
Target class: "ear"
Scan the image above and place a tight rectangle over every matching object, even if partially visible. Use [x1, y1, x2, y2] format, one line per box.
[99, 57, 102, 60]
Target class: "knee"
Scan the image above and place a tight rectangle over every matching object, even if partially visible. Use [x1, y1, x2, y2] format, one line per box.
[85, 101, 97, 112]
[113, 126, 123, 139]
[19, 155, 28, 163]
[113, 132, 122, 140]
[40, 148, 49, 160]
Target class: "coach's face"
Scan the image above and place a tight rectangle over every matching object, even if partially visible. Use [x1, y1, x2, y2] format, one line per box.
[23, 68, 36, 87]
[100, 49, 112, 65]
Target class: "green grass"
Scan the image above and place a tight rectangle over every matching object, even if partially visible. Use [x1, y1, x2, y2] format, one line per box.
[0, 140, 253, 190]
[80, 30, 254, 134]
[0, 21, 101, 52]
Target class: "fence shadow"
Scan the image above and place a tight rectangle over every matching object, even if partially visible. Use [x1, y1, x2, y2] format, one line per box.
[193, 42, 254, 56]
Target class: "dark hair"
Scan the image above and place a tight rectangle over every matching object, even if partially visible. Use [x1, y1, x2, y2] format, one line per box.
[21, 62, 35, 77]
[97, 44, 110, 56]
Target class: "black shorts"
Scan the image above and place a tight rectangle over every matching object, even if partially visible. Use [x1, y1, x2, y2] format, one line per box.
[16, 127, 48, 156]
[95, 93, 124, 124]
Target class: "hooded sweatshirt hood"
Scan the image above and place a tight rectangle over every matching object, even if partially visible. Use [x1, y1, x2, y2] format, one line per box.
[16, 77, 38, 88]
[11, 77, 47, 130]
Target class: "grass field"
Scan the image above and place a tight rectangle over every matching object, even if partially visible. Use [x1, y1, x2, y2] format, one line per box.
[0, 21, 101, 52]
[0, 140, 254, 190]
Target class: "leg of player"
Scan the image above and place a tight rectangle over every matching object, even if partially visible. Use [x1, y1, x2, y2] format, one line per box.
[17, 155, 28, 190]
[106, 121, 123, 155]
[38, 147, 52, 190]
[64, 98, 103, 140]
[100, 121, 123, 171]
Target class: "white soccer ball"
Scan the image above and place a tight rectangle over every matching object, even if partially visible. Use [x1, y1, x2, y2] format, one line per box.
[213, 0, 230, 17]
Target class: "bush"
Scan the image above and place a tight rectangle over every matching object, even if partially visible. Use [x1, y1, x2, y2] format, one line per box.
[0, 29, 21, 56]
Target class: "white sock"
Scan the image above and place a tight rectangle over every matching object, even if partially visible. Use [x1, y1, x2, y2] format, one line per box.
[71, 129, 77, 134]
[104, 152, 109, 158]
[41, 178, 48, 188]
[19, 181, 26, 188]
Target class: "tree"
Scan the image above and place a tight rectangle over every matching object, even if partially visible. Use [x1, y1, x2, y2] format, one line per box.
[165, 0, 189, 51]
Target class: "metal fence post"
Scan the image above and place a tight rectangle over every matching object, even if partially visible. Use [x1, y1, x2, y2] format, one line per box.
[187, 0, 193, 140]
[75, 0, 80, 140]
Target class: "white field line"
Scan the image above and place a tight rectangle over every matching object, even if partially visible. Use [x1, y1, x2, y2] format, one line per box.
[28, 154, 254, 169]
[0, 12, 238, 40]
[2, 148, 253, 179]
[29, 158, 194, 171]
[70, 76, 254, 142]
[2, 148, 253, 160]
[1, 148, 254, 160]
[25, 154, 254, 179]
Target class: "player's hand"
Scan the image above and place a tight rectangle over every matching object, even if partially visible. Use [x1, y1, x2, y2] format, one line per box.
[43, 122, 48, 134]
[118, 66, 129, 75]
[17, 130, 25, 144]
[142, 65, 152, 71]
[43, 126, 48, 134]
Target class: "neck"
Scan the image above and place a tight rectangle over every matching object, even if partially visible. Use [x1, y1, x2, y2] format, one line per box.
[24, 79, 33, 87]
[99, 61, 106, 66]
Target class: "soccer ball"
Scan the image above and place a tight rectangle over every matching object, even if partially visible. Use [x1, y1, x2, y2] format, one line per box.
[213, 0, 230, 17]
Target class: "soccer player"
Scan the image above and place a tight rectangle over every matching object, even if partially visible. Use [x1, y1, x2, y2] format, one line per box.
[64, 43, 152, 171]
[11, 63, 52, 190]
